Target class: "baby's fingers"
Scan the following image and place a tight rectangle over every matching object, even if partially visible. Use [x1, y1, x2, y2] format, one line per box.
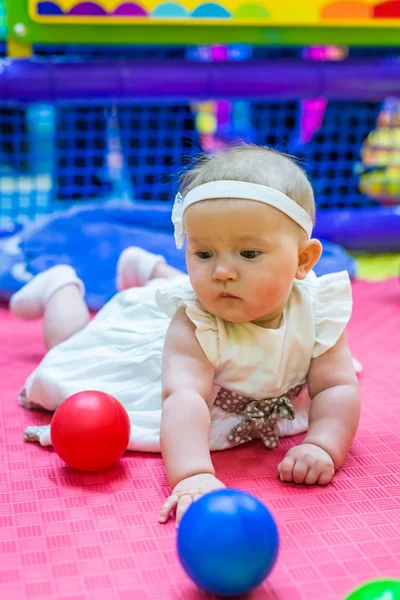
[304, 464, 323, 485]
[318, 467, 335, 486]
[292, 459, 310, 484]
[176, 494, 194, 526]
[159, 494, 179, 524]
[278, 456, 296, 482]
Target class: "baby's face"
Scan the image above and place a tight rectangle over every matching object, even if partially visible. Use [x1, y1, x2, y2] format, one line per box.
[184, 198, 304, 326]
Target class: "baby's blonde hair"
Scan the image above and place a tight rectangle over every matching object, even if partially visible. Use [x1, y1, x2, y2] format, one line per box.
[179, 143, 316, 225]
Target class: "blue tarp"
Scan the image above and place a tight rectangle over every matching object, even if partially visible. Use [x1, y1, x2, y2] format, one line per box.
[0, 200, 357, 311]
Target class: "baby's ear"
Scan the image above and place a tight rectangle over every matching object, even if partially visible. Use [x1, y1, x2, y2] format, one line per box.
[296, 239, 322, 280]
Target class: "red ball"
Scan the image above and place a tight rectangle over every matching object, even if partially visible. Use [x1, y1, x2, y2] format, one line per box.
[50, 391, 131, 471]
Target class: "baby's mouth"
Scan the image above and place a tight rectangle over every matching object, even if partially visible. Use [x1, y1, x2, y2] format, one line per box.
[219, 292, 239, 299]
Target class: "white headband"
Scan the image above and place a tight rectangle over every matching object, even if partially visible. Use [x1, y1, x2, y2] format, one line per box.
[172, 180, 313, 248]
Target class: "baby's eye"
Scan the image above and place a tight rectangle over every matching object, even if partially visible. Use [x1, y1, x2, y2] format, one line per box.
[196, 251, 213, 260]
[240, 250, 261, 259]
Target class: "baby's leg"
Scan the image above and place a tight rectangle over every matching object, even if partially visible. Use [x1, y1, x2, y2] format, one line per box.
[21, 287, 86, 440]
[11, 267, 90, 443]
[10, 265, 89, 350]
[43, 283, 89, 350]
[116, 246, 183, 291]
[20, 283, 90, 443]
[152, 261, 183, 280]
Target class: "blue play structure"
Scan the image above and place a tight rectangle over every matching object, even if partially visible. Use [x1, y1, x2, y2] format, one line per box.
[2, 43, 400, 305]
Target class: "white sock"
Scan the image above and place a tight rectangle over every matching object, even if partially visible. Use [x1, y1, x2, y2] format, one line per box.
[24, 424, 52, 446]
[9, 265, 85, 320]
[116, 247, 166, 291]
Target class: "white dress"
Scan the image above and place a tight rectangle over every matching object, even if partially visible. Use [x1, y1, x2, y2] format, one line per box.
[23, 270, 352, 452]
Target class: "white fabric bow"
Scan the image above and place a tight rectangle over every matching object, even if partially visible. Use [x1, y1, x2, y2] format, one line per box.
[171, 192, 185, 248]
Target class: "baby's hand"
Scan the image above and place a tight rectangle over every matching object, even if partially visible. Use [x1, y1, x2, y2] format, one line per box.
[159, 473, 225, 525]
[278, 443, 335, 485]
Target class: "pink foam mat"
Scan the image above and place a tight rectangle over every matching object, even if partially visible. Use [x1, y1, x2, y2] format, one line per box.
[1, 278, 400, 600]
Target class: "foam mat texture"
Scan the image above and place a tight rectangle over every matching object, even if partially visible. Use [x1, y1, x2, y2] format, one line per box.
[1, 278, 400, 599]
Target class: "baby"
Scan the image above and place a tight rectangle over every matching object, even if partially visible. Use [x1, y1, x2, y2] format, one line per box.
[10, 144, 360, 524]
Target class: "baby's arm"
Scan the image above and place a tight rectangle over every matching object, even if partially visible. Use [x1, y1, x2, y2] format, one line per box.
[159, 306, 224, 523]
[278, 331, 360, 485]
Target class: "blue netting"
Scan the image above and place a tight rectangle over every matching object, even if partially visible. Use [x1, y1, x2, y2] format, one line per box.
[0, 97, 384, 227]
[298, 102, 381, 209]
[34, 44, 189, 61]
[54, 103, 199, 203]
[31, 44, 400, 61]
[32, 44, 300, 61]
[2, 42, 400, 226]
[347, 47, 400, 57]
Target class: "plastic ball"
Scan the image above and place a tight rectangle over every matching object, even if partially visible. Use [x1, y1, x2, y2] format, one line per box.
[177, 489, 279, 596]
[345, 579, 400, 599]
[51, 390, 131, 471]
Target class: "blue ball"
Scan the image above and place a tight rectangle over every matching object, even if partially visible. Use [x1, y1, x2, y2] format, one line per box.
[177, 489, 279, 596]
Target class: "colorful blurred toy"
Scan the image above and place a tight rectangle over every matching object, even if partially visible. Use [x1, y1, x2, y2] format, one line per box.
[51, 390, 131, 471]
[358, 97, 400, 205]
[345, 578, 400, 599]
[191, 44, 256, 153]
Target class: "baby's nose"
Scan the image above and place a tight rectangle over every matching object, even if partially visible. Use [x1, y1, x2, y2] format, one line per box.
[212, 262, 238, 281]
